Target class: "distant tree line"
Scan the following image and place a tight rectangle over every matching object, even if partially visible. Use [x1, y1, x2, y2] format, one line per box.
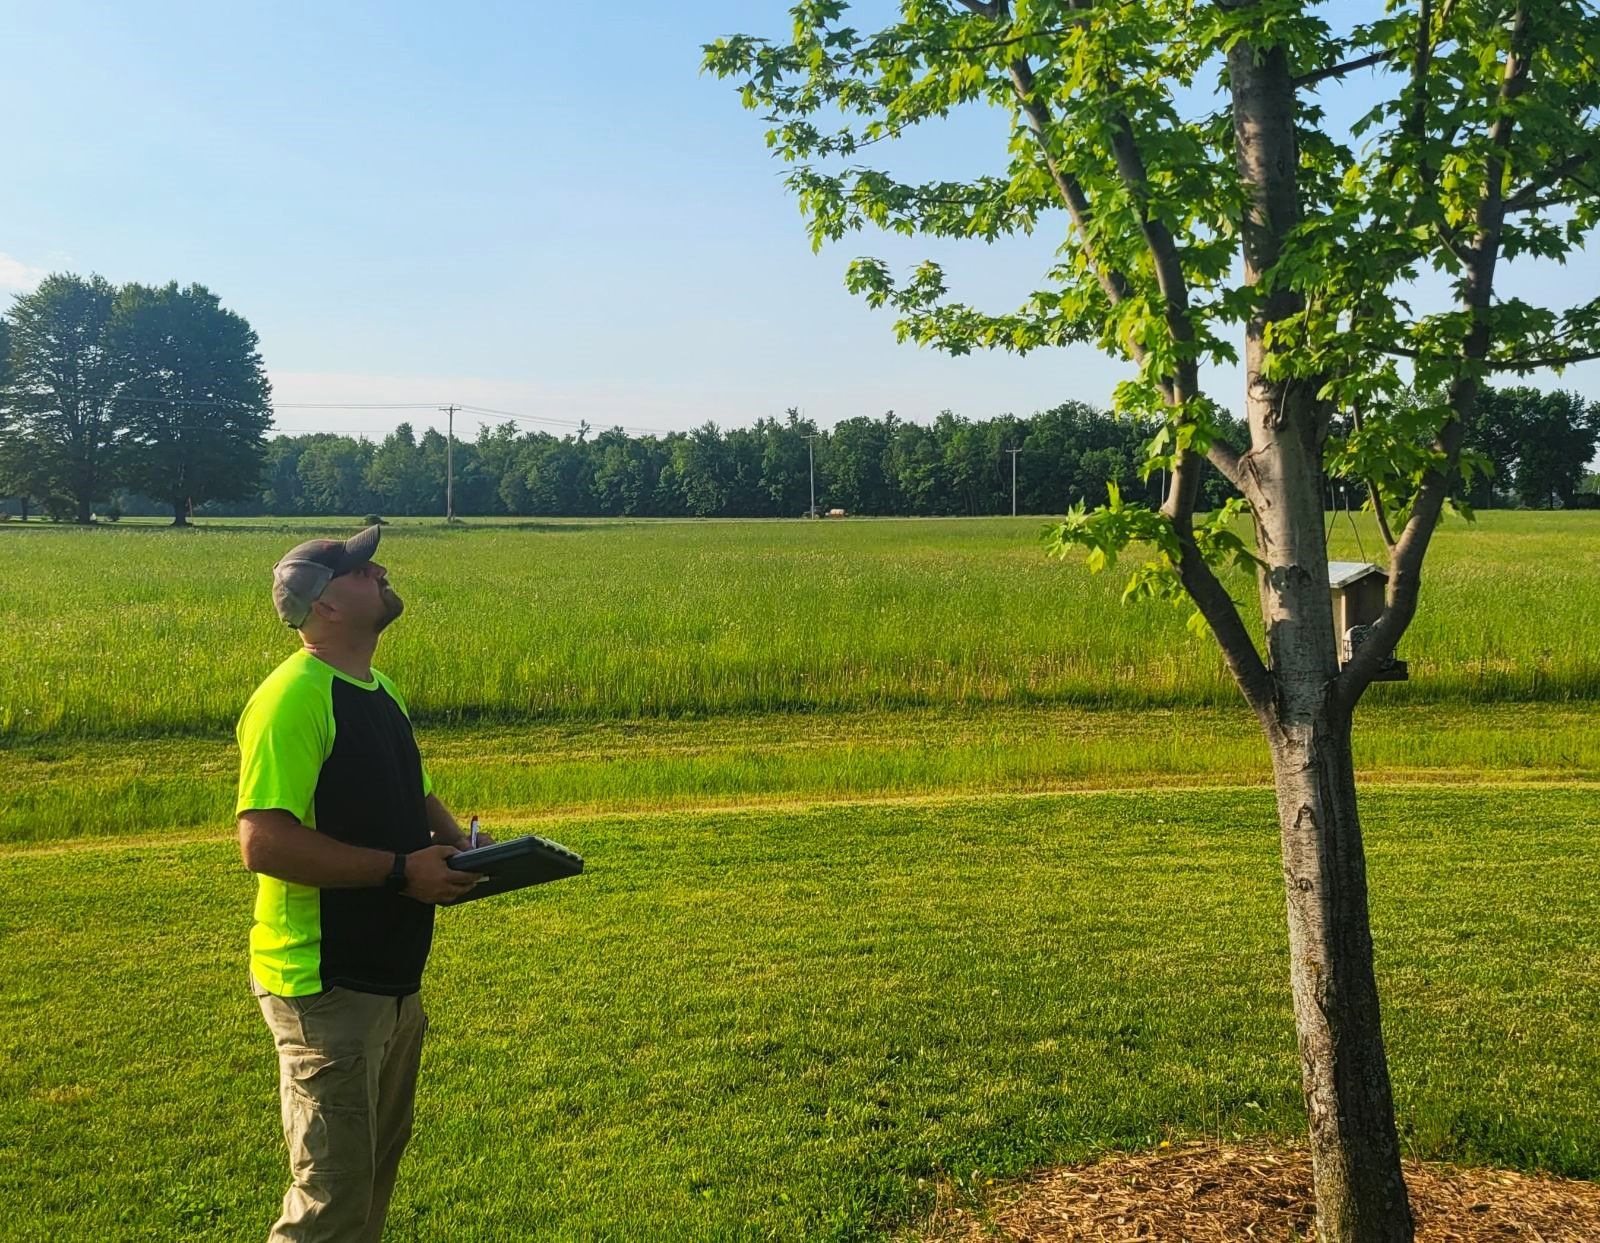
[2, 275, 1596, 523]
[202, 404, 1236, 521]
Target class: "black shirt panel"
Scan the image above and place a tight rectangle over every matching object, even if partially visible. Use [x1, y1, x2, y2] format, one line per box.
[313, 677, 436, 995]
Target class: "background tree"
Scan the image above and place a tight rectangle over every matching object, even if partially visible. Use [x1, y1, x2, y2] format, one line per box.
[0, 317, 43, 518]
[885, 417, 947, 513]
[111, 281, 272, 526]
[828, 412, 896, 512]
[3, 274, 121, 523]
[366, 423, 438, 516]
[707, 3, 1600, 1239]
[260, 436, 312, 515]
[1474, 386, 1600, 507]
[522, 434, 596, 516]
[297, 435, 374, 515]
[673, 422, 734, 516]
[759, 409, 821, 515]
[592, 427, 668, 516]
[470, 421, 523, 516]
[723, 423, 772, 516]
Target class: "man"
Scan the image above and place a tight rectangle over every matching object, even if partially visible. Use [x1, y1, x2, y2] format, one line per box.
[235, 524, 487, 1242]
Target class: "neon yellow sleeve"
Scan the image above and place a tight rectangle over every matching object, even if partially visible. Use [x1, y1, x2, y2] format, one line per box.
[235, 667, 334, 822]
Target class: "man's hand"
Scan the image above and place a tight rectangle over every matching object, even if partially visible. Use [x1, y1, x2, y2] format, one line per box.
[402, 845, 483, 904]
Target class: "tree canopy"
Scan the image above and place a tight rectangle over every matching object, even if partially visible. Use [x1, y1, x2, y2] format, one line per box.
[0, 273, 272, 523]
[706, 3, 1600, 1237]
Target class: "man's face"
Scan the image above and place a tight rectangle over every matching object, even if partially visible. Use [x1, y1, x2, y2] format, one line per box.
[317, 558, 405, 633]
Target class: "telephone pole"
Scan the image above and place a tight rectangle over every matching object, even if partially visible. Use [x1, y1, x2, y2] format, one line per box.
[1005, 446, 1021, 517]
[804, 433, 821, 517]
[441, 404, 458, 523]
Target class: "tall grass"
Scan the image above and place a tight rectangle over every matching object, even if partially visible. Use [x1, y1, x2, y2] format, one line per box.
[1, 512, 1596, 739]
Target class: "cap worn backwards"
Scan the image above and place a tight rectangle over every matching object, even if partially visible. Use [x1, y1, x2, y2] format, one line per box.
[270, 524, 382, 628]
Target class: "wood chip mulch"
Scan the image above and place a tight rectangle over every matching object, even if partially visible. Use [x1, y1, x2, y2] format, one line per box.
[922, 1141, 1600, 1242]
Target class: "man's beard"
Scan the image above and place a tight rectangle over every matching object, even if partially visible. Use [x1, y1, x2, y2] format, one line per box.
[374, 590, 404, 633]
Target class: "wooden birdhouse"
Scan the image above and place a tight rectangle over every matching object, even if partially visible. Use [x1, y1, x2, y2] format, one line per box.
[1328, 561, 1408, 681]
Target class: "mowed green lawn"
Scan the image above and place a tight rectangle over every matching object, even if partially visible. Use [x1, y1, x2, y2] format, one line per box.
[3, 701, 1599, 844]
[3, 514, 1597, 1239]
[2, 786, 1595, 1241]
[1, 511, 1597, 738]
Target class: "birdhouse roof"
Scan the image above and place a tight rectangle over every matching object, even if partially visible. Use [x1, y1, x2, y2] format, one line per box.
[1328, 560, 1388, 590]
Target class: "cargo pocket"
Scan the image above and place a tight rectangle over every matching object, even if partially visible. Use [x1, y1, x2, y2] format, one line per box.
[280, 1045, 375, 1182]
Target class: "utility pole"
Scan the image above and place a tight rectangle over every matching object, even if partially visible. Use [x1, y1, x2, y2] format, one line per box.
[804, 432, 821, 517]
[1005, 446, 1021, 517]
[440, 404, 457, 523]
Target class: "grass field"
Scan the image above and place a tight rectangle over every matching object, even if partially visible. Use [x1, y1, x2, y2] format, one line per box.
[1, 512, 1597, 739]
[3, 786, 1596, 1240]
[2, 514, 1596, 1239]
[3, 701, 1598, 845]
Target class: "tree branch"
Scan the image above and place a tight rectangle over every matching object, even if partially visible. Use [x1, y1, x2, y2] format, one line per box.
[1205, 437, 1253, 497]
[1292, 49, 1393, 89]
[1410, 0, 1435, 192]
[1005, 57, 1135, 310]
[1350, 404, 1398, 555]
[1491, 347, 1600, 370]
[1163, 447, 1275, 722]
[1103, 103, 1195, 356]
[1338, 4, 1532, 709]
[1380, 344, 1600, 370]
[871, 25, 1088, 60]
[1502, 153, 1598, 211]
[1503, 190, 1585, 214]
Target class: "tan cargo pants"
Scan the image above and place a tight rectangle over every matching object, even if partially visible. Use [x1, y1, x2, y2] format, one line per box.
[254, 981, 427, 1243]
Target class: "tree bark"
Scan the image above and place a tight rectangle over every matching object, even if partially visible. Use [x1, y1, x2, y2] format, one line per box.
[75, 496, 92, 525]
[1245, 368, 1414, 1243]
[1229, 20, 1414, 1241]
[1269, 704, 1414, 1241]
[171, 498, 189, 527]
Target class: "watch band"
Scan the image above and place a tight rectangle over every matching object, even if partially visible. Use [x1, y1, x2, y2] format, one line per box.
[385, 852, 409, 893]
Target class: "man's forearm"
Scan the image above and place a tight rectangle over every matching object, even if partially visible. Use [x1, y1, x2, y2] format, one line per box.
[239, 810, 392, 889]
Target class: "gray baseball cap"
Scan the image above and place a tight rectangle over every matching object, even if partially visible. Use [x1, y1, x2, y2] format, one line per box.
[272, 525, 382, 627]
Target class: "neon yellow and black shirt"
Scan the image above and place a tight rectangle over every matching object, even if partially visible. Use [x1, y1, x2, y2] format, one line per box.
[236, 649, 436, 998]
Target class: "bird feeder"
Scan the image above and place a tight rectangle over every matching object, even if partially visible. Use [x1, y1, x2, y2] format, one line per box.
[1328, 561, 1408, 681]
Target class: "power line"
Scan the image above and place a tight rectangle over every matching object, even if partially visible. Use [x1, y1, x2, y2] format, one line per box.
[456, 403, 671, 438]
[56, 389, 681, 439]
[71, 391, 446, 411]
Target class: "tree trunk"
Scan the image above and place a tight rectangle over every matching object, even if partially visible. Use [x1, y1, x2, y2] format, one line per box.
[1229, 26, 1414, 1241]
[1269, 705, 1414, 1241]
[1249, 404, 1413, 1243]
[171, 499, 190, 527]
[76, 496, 92, 524]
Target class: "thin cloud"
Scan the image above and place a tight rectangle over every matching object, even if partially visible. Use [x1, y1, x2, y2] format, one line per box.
[0, 253, 48, 293]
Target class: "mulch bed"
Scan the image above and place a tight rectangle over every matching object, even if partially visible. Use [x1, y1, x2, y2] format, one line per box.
[925, 1141, 1600, 1242]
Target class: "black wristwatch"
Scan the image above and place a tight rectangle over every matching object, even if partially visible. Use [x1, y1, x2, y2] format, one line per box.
[384, 852, 409, 893]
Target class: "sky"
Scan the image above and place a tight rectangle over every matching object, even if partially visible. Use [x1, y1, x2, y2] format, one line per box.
[2, 0, 1595, 444]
